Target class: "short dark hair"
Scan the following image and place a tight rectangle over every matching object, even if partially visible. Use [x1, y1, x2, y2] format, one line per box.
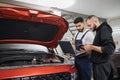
[74, 17, 84, 24]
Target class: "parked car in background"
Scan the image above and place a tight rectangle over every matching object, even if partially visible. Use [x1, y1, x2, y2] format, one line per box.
[0, 7, 77, 80]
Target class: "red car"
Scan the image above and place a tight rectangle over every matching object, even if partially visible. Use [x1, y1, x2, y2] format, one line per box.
[0, 7, 77, 80]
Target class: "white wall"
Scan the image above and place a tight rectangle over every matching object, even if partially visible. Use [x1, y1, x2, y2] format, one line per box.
[107, 17, 120, 49]
[61, 29, 74, 41]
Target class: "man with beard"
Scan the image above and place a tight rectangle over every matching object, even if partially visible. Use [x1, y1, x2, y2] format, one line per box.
[72, 17, 94, 80]
[84, 15, 115, 80]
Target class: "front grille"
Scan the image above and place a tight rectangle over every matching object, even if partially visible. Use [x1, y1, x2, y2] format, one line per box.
[6, 72, 71, 80]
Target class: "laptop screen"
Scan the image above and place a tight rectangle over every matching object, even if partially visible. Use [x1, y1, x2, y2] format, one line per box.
[58, 41, 75, 55]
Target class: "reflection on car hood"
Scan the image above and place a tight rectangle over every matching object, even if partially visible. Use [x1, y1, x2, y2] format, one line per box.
[0, 43, 49, 53]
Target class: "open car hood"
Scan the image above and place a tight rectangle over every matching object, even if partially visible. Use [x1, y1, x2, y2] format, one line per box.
[0, 7, 68, 48]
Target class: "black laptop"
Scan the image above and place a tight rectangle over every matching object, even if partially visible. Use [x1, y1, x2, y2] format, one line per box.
[58, 41, 85, 56]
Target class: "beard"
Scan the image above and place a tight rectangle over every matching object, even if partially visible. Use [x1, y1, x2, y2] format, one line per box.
[93, 24, 97, 31]
[78, 27, 84, 32]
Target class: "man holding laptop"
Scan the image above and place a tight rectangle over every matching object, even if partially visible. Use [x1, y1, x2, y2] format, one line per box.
[72, 17, 94, 80]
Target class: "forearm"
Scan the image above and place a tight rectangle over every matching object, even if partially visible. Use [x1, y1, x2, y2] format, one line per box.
[91, 45, 102, 53]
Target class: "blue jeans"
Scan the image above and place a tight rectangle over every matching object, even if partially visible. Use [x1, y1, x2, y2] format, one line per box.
[75, 56, 92, 80]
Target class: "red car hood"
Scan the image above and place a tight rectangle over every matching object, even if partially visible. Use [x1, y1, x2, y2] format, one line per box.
[0, 7, 68, 48]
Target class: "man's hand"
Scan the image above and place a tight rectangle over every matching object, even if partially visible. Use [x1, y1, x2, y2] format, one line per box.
[83, 44, 93, 54]
[84, 44, 102, 54]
